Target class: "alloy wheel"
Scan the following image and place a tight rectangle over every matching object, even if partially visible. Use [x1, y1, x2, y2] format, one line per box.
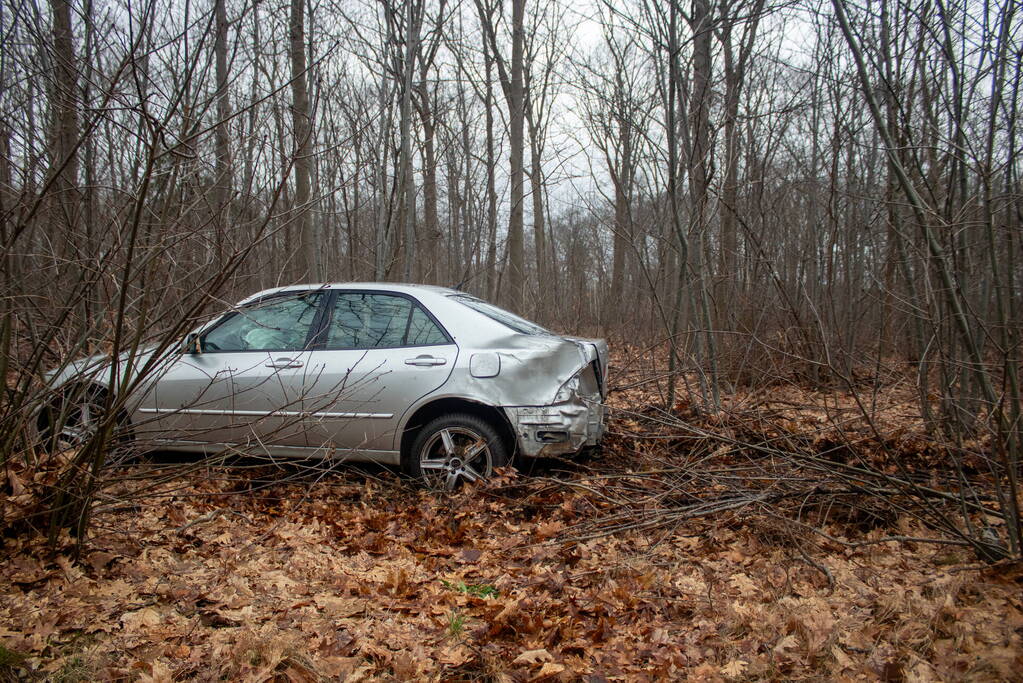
[418, 426, 493, 490]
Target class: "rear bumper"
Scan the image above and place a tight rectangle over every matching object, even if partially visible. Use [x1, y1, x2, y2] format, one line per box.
[505, 397, 606, 458]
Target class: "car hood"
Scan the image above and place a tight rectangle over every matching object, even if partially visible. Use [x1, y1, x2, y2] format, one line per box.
[47, 344, 162, 389]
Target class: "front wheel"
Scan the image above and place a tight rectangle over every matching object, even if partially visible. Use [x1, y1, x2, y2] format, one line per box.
[406, 413, 510, 490]
[38, 386, 129, 454]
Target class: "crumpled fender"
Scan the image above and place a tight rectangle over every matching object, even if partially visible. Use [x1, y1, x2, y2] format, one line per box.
[439, 334, 596, 407]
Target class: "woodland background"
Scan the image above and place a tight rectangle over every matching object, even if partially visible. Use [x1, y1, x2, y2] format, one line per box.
[0, 0, 1021, 679]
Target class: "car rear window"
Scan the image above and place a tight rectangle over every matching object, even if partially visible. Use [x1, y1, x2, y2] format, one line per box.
[449, 295, 551, 336]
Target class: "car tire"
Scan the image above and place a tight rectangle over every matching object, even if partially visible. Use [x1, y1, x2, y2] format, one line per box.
[38, 385, 131, 455]
[406, 413, 510, 490]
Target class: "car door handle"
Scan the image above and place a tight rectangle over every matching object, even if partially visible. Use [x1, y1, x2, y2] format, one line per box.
[265, 357, 303, 369]
[404, 355, 447, 367]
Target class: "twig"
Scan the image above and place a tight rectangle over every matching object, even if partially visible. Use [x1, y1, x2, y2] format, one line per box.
[176, 507, 252, 533]
[795, 543, 835, 591]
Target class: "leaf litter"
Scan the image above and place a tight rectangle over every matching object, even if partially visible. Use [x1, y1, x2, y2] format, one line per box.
[2, 350, 1022, 681]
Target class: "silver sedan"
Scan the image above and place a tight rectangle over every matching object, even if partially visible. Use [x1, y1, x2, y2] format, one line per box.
[43, 284, 608, 488]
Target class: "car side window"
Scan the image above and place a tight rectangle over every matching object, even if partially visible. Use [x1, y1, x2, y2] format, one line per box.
[406, 305, 448, 345]
[201, 293, 323, 352]
[325, 293, 448, 349]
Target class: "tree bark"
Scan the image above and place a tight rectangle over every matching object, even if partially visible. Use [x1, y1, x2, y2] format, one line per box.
[507, 0, 526, 310]
[418, 85, 439, 283]
[717, 0, 763, 319]
[213, 0, 232, 264]
[484, 43, 499, 300]
[289, 0, 316, 281]
[528, 120, 546, 303]
[688, 0, 720, 406]
[397, 0, 422, 281]
[48, 0, 80, 257]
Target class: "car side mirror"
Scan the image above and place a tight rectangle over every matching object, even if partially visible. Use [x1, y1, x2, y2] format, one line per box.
[183, 333, 201, 355]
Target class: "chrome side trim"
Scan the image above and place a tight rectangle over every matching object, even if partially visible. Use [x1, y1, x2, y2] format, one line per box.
[137, 408, 393, 419]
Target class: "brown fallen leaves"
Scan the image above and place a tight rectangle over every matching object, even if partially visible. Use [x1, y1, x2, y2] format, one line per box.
[2, 355, 1022, 681]
[3, 470, 1020, 682]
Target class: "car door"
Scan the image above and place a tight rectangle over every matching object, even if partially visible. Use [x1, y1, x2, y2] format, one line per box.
[299, 291, 456, 456]
[140, 291, 327, 448]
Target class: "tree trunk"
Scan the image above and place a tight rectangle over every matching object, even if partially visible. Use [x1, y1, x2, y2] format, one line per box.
[609, 59, 635, 321]
[418, 82, 440, 283]
[528, 122, 546, 308]
[484, 49, 499, 300]
[289, 0, 316, 281]
[688, 0, 720, 407]
[506, 0, 526, 311]
[717, 0, 763, 323]
[397, 0, 422, 281]
[213, 0, 232, 265]
[48, 0, 80, 257]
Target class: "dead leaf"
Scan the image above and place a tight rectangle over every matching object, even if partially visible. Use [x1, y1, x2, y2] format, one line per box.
[313, 594, 365, 618]
[55, 554, 81, 582]
[720, 659, 748, 678]
[121, 607, 161, 630]
[773, 634, 800, 658]
[513, 648, 554, 666]
[458, 548, 482, 563]
[438, 644, 473, 667]
[536, 521, 564, 539]
[137, 661, 174, 683]
[530, 661, 565, 681]
[831, 645, 854, 670]
[319, 656, 363, 678]
[87, 551, 120, 574]
[729, 572, 759, 597]
[7, 469, 25, 496]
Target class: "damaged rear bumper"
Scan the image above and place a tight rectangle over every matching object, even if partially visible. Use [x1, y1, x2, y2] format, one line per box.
[491, 334, 609, 458]
[505, 396, 606, 458]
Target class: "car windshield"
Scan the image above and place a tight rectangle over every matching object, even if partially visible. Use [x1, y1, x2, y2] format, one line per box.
[449, 295, 551, 336]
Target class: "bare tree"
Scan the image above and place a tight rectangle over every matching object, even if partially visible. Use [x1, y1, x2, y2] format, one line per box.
[212, 0, 233, 261]
[47, 0, 80, 259]
[413, 0, 449, 284]
[715, 0, 764, 319]
[475, 0, 527, 310]
[290, 0, 317, 281]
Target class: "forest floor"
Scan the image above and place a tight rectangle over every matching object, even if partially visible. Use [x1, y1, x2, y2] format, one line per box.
[1, 349, 1022, 681]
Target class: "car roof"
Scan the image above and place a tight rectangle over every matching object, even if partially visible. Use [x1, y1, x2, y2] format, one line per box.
[236, 282, 463, 305]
